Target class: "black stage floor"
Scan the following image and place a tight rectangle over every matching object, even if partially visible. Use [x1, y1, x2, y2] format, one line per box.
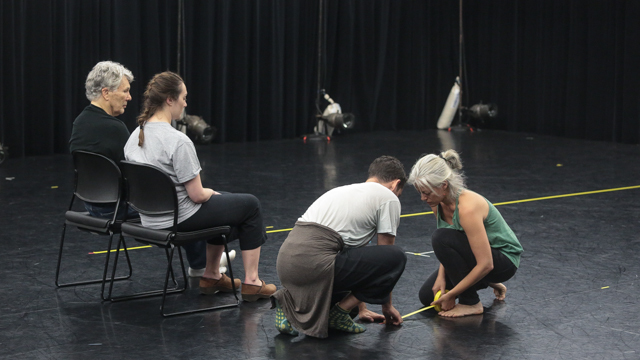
[1, 130, 639, 359]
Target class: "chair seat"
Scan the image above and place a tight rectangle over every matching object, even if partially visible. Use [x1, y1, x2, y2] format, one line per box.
[121, 222, 231, 248]
[65, 211, 113, 234]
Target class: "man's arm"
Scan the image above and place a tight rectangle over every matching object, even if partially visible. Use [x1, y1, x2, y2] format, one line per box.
[377, 233, 395, 245]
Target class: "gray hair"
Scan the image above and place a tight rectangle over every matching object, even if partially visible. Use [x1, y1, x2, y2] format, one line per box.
[85, 61, 134, 101]
[407, 149, 466, 198]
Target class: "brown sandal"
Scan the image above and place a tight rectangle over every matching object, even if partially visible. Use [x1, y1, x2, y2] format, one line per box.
[241, 280, 276, 302]
[199, 274, 241, 295]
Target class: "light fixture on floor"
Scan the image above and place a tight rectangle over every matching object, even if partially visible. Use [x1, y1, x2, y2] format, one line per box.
[174, 111, 216, 144]
[462, 102, 498, 128]
[467, 102, 498, 119]
[305, 92, 355, 141]
[317, 93, 355, 136]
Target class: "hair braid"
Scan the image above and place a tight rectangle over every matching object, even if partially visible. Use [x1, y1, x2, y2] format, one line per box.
[135, 74, 183, 146]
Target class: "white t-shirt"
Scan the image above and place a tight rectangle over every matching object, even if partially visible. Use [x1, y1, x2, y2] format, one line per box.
[124, 122, 202, 229]
[299, 182, 401, 248]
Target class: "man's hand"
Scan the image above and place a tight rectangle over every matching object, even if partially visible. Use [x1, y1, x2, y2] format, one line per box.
[357, 303, 386, 322]
[381, 303, 403, 326]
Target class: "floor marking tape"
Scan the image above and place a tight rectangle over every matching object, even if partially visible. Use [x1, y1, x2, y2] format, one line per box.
[406, 251, 433, 257]
[266, 228, 294, 234]
[489, 185, 640, 207]
[89, 245, 153, 255]
[90, 185, 640, 254]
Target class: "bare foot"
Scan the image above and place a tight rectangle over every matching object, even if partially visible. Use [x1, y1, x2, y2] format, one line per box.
[438, 302, 484, 317]
[489, 283, 507, 300]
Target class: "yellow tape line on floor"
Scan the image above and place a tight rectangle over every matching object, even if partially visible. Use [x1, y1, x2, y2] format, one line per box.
[90, 185, 640, 254]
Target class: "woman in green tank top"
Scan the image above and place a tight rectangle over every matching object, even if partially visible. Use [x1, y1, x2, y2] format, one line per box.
[407, 150, 523, 317]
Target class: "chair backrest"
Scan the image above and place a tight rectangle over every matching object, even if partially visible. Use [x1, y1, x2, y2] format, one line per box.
[120, 161, 179, 223]
[72, 151, 122, 203]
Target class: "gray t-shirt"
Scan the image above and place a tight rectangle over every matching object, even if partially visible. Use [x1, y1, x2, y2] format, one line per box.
[299, 182, 401, 248]
[124, 122, 201, 229]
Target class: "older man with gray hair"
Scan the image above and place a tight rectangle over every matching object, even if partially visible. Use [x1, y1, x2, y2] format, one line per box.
[69, 61, 134, 167]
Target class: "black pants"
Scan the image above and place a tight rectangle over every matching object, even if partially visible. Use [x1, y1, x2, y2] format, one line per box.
[168, 192, 267, 269]
[331, 244, 407, 305]
[419, 228, 517, 306]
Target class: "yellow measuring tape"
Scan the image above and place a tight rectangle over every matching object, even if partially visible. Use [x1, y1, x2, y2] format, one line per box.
[402, 290, 446, 318]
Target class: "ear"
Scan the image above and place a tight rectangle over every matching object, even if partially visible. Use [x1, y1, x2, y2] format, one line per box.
[389, 179, 401, 192]
[101, 87, 110, 100]
[166, 97, 174, 106]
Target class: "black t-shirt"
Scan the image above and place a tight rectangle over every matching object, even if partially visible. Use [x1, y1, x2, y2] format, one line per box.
[69, 104, 130, 163]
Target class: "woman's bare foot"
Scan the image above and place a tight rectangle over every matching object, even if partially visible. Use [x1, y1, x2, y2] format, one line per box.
[438, 302, 484, 318]
[489, 283, 507, 300]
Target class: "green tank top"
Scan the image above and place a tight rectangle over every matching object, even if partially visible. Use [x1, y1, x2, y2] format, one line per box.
[437, 197, 523, 268]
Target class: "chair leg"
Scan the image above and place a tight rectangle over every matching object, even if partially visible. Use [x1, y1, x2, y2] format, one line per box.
[164, 248, 179, 287]
[54, 223, 69, 287]
[101, 235, 133, 300]
[160, 245, 178, 315]
[222, 235, 240, 303]
[106, 234, 125, 300]
[108, 243, 185, 303]
[176, 246, 189, 286]
[56, 223, 132, 288]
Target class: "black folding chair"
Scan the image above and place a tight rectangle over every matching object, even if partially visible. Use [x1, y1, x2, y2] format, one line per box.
[55, 151, 133, 300]
[107, 160, 239, 317]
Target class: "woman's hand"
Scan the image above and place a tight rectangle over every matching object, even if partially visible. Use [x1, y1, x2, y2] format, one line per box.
[432, 264, 447, 297]
[432, 291, 456, 311]
[432, 279, 447, 298]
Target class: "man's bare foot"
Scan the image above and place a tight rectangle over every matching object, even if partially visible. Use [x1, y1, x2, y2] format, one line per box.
[489, 283, 507, 300]
[438, 302, 484, 318]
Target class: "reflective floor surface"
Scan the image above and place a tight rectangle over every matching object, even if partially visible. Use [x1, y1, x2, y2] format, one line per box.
[1, 129, 639, 359]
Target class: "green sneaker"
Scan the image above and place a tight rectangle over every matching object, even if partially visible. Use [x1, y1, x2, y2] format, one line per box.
[275, 300, 298, 336]
[328, 304, 366, 334]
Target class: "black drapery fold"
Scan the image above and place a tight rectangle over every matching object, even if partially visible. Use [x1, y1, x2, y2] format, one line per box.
[1, 0, 640, 157]
[183, 0, 318, 142]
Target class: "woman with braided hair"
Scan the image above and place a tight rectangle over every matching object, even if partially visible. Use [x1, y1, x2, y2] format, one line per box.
[124, 71, 275, 301]
[408, 150, 523, 317]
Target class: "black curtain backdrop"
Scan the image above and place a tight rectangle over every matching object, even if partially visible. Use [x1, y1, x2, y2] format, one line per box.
[1, 0, 639, 157]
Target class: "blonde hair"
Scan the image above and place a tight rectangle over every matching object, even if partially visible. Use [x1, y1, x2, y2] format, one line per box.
[407, 149, 466, 198]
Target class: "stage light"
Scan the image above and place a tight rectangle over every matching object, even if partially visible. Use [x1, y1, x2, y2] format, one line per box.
[467, 103, 498, 119]
[175, 111, 216, 144]
[313, 93, 355, 138]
